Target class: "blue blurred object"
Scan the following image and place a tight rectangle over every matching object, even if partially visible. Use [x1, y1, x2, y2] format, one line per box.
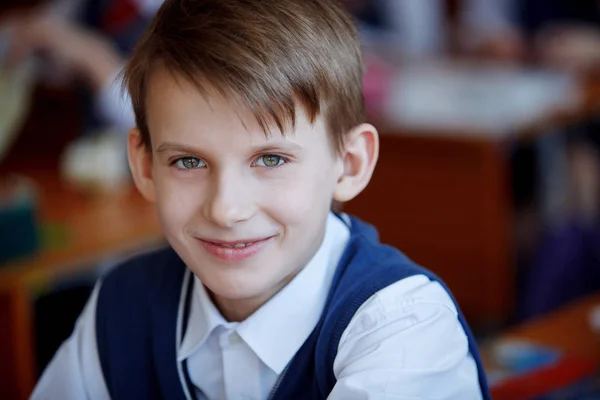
[494, 340, 562, 374]
[0, 176, 40, 265]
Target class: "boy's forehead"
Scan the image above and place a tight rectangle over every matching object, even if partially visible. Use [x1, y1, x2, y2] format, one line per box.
[145, 66, 325, 146]
[146, 67, 253, 132]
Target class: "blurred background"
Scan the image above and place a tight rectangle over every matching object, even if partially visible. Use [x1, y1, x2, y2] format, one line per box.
[2, 0, 600, 398]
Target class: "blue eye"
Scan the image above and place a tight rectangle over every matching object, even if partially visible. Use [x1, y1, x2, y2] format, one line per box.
[174, 157, 206, 169]
[255, 154, 286, 167]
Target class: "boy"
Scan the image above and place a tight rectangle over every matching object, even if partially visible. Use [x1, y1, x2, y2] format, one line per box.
[32, 0, 490, 398]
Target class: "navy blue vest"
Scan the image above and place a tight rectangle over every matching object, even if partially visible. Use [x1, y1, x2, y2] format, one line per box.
[96, 216, 490, 399]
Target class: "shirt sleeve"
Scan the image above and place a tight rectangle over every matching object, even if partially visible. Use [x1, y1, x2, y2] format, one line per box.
[95, 65, 136, 134]
[329, 275, 482, 400]
[31, 283, 111, 400]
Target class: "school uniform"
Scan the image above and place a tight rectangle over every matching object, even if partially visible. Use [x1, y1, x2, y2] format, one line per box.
[32, 213, 490, 399]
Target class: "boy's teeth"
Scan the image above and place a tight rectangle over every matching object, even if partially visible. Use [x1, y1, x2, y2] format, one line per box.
[219, 243, 249, 248]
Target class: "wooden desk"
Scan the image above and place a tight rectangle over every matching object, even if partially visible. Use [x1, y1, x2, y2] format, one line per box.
[499, 293, 600, 361]
[345, 61, 600, 329]
[482, 293, 600, 399]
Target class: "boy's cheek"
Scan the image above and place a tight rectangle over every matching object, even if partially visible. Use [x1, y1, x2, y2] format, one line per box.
[265, 179, 331, 219]
[155, 183, 204, 229]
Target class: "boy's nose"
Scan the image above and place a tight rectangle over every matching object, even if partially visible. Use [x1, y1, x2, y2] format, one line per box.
[203, 173, 256, 228]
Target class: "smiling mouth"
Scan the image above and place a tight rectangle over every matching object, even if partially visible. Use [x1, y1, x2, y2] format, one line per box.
[206, 240, 264, 248]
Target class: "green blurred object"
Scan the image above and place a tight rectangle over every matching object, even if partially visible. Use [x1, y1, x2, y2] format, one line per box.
[0, 176, 40, 265]
[40, 222, 70, 251]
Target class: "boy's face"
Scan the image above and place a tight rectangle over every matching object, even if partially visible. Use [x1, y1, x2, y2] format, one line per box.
[134, 68, 349, 318]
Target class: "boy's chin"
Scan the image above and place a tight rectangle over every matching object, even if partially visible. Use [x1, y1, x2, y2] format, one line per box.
[199, 270, 290, 305]
[205, 278, 278, 301]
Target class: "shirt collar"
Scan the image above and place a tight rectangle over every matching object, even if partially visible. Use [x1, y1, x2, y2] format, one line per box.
[177, 212, 351, 373]
[177, 275, 235, 362]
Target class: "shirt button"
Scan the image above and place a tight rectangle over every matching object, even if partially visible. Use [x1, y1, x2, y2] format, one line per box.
[219, 331, 240, 347]
[229, 332, 241, 344]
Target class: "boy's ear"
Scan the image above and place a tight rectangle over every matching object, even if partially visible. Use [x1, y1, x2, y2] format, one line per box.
[333, 123, 379, 203]
[128, 128, 157, 203]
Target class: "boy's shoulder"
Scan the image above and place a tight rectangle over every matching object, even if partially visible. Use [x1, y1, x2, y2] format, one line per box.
[327, 215, 449, 315]
[324, 215, 461, 335]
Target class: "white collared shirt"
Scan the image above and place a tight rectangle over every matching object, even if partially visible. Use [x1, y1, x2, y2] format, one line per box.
[32, 213, 482, 399]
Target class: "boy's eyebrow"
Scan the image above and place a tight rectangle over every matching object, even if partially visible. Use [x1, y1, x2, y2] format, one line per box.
[155, 141, 304, 156]
[155, 143, 201, 156]
[249, 142, 304, 153]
